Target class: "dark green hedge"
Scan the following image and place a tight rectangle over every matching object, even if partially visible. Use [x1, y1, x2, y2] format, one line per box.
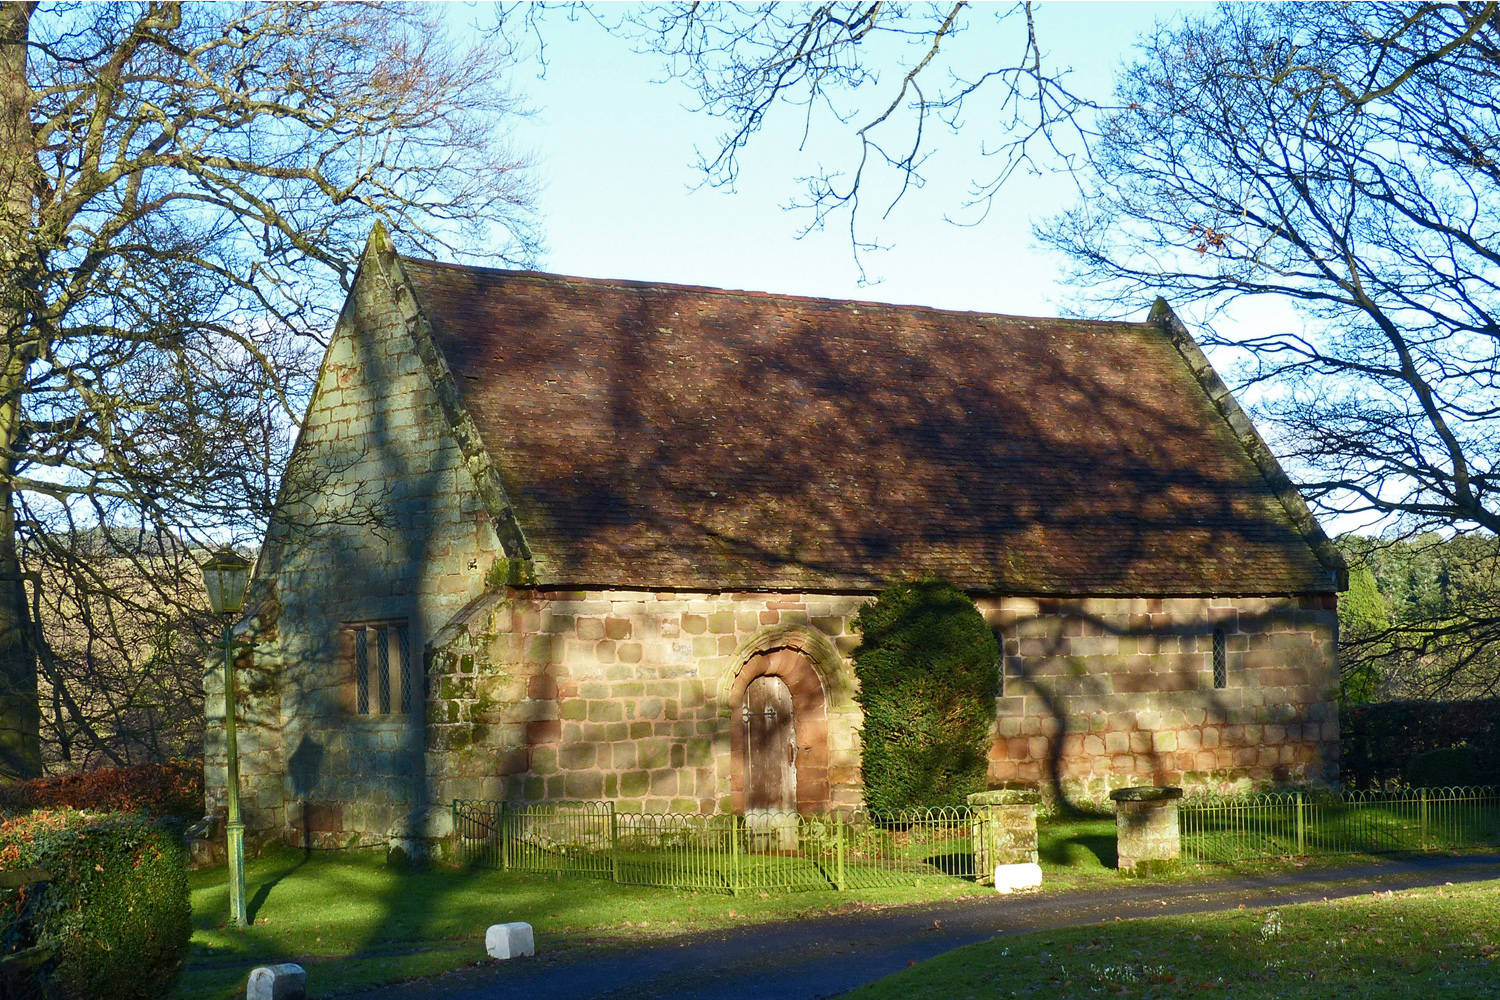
[1341, 700, 1500, 788]
[852, 580, 999, 810]
[0, 809, 190, 1000]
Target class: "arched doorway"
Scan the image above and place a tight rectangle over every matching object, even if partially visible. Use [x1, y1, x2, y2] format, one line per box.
[729, 646, 830, 815]
[744, 675, 796, 812]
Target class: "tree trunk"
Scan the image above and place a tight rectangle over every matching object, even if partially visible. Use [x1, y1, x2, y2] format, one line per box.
[0, 2, 40, 779]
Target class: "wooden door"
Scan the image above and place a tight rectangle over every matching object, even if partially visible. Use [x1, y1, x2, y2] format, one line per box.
[744, 675, 796, 811]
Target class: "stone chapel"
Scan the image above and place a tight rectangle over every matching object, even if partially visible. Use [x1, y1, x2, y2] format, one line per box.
[205, 226, 1346, 851]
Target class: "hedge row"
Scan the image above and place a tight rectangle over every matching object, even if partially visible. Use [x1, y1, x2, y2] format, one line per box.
[0, 809, 190, 1000]
[0, 759, 203, 821]
[1341, 700, 1500, 788]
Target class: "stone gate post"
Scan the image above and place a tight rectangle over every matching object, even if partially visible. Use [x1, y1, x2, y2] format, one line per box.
[967, 787, 1042, 891]
[1109, 785, 1183, 872]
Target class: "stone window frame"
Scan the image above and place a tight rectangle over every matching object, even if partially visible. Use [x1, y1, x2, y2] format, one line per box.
[340, 619, 415, 717]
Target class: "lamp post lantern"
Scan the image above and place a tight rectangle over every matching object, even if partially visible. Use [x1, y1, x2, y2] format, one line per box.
[201, 546, 250, 928]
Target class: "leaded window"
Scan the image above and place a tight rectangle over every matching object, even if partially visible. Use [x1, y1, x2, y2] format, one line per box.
[1212, 627, 1227, 689]
[346, 621, 414, 716]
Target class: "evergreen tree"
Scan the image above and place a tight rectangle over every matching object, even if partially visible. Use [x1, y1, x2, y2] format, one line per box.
[851, 580, 999, 810]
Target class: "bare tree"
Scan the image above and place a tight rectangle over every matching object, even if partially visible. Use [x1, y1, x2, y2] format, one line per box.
[1035, 2, 1500, 695]
[28, 527, 217, 769]
[612, 2, 1093, 279]
[0, 1, 537, 776]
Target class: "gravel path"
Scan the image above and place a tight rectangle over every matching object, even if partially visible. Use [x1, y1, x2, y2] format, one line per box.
[353, 854, 1500, 1000]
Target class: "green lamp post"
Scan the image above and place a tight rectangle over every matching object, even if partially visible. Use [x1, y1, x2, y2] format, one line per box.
[201, 546, 251, 928]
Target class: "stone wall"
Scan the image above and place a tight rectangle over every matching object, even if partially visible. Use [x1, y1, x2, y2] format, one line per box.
[425, 588, 868, 822]
[413, 587, 1338, 841]
[211, 578, 1338, 847]
[204, 247, 503, 846]
[979, 595, 1340, 801]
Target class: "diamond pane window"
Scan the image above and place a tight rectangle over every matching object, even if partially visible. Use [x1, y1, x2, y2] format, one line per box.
[345, 621, 413, 716]
[398, 626, 413, 713]
[1213, 627, 1227, 689]
[354, 628, 369, 714]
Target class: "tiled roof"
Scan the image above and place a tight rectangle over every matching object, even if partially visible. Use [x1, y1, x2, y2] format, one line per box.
[399, 257, 1337, 594]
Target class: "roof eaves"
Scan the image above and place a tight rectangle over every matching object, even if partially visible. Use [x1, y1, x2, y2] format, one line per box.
[1149, 297, 1348, 591]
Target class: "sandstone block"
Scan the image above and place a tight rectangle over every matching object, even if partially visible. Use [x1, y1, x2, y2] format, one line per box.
[1111, 786, 1182, 872]
[485, 922, 535, 961]
[994, 862, 1043, 893]
[639, 739, 670, 769]
[564, 771, 604, 798]
[587, 701, 623, 723]
[248, 964, 306, 1000]
[558, 743, 595, 770]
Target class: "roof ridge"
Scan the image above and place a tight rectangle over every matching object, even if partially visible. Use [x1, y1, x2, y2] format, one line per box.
[397, 254, 1157, 328]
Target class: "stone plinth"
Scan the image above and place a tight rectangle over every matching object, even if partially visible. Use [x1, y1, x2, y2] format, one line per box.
[1110, 785, 1183, 872]
[968, 787, 1041, 884]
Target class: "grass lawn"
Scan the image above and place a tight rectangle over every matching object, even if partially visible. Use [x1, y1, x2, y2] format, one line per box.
[181, 844, 992, 999]
[845, 879, 1500, 999]
[180, 813, 1482, 999]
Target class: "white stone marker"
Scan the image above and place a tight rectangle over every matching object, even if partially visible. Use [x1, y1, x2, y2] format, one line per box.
[993, 862, 1043, 894]
[486, 921, 536, 960]
[247, 963, 307, 1000]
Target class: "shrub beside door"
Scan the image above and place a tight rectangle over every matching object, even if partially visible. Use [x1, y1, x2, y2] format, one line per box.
[851, 580, 1000, 810]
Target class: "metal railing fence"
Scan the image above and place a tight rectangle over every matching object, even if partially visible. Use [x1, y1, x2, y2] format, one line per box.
[452, 800, 977, 894]
[454, 786, 1500, 893]
[1180, 785, 1500, 862]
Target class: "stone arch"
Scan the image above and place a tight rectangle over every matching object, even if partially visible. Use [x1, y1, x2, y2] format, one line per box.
[722, 626, 851, 814]
[717, 625, 852, 714]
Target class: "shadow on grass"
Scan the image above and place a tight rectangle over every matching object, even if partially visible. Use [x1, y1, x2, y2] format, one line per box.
[1038, 814, 1118, 870]
[922, 852, 978, 877]
[1043, 832, 1117, 869]
[185, 844, 502, 999]
[246, 856, 307, 924]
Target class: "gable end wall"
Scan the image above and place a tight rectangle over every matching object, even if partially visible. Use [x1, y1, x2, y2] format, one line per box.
[203, 251, 503, 843]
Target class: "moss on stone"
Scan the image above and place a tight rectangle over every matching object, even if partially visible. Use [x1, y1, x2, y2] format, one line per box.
[486, 556, 536, 589]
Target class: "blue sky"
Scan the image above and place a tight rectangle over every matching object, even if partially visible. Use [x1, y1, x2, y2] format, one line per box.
[486, 2, 1207, 317]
